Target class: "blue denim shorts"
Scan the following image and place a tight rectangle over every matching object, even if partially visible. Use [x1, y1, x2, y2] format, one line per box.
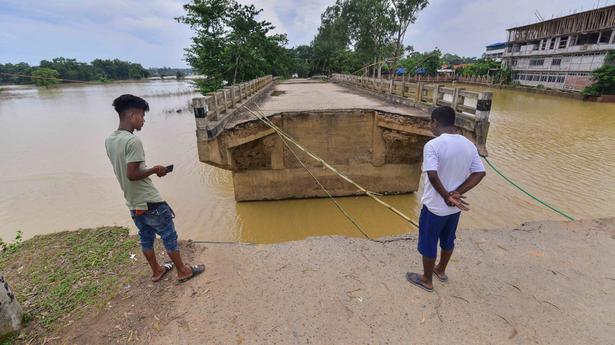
[130, 202, 178, 252]
[417, 205, 461, 258]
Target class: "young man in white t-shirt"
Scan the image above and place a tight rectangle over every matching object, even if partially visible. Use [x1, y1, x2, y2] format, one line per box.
[407, 106, 486, 292]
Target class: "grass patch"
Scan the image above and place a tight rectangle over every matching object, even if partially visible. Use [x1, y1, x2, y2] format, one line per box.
[0, 227, 141, 343]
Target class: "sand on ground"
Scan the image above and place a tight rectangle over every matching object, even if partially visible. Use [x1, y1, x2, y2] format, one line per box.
[58, 218, 615, 345]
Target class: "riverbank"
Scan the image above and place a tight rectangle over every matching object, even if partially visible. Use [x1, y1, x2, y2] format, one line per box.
[4, 218, 614, 344]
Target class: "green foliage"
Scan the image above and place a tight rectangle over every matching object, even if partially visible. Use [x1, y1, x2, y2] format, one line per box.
[148, 67, 192, 78]
[0, 230, 23, 254]
[457, 58, 500, 77]
[90, 59, 149, 80]
[1, 58, 150, 85]
[344, 0, 396, 65]
[40, 57, 99, 81]
[177, 0, 294, 93]
[441, 53, 477, 66]
[0, 227, 141, 343]
[288, 45, 313, 77]
[582, 51, 615, 96]
[495, 66, 513, 84]
[390, 0, 429, 65]
[582, 63, 615, 96]
[0, 62, 32, 84]
[310, 0, 429, 75]
[311, 2, 354, 74]
[31, 68, 60, 88]
[398, 49, 441, 76]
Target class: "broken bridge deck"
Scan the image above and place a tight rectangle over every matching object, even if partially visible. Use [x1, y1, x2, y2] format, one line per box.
[191, 76, 492, 201]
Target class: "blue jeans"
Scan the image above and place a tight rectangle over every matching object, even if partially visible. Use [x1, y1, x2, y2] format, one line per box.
[130, 202, 178, 252]
[417, 205, 461, 259]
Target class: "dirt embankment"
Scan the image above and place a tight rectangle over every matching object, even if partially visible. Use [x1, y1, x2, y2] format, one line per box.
[43, 218, 615, 345]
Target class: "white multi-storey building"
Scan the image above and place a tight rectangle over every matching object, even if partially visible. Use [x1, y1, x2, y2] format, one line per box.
[502, 5, 615, 91]
[483, 42, 506, 61]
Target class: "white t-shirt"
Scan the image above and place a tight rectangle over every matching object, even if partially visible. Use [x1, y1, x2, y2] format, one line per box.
[421, 133, 485, 216]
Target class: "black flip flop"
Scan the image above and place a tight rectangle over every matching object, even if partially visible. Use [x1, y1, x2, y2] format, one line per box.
[433, 269, 449, 283]
[152, 261, 174, 282]
[178, 264, 205, 283]
[406, 272, 433, 292]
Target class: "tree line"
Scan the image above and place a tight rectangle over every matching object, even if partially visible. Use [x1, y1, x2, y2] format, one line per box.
[0, 58, 150, 87]
[178, 0, 497, 93]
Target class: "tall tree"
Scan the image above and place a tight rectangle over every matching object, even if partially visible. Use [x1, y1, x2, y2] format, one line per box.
[309, 0, 429, 76]
[390, 0, 429, 66]
[177, 0, 293, 92]
[311, 2, 352, 75]
[31, 68, 60, 88]
[344, 0, 396, 75]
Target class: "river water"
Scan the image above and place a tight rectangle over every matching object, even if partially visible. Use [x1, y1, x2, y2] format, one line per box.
[1, 81, 614, 243]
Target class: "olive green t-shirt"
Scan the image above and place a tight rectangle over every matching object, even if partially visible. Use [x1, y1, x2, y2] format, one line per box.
[105, 130, 163, 210]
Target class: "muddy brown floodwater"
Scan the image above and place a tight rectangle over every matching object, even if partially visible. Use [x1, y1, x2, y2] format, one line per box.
[1, 81, 614, 243]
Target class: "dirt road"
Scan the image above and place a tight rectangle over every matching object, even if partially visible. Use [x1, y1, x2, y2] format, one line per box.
[59, 218, 615, 345]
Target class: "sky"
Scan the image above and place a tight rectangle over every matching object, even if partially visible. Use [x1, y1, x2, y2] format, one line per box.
[1, 0, 614, 68]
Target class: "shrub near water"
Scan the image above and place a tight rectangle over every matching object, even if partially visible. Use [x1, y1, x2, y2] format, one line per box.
[0, 227, 141, 343]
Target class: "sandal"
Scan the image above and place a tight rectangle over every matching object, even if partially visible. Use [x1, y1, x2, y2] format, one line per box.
[152, 261, 174, 282]
[178, 264, 206, 283]
[406, 272, 433, 292]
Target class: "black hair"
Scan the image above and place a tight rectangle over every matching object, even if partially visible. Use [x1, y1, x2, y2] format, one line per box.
[112, 94, 149, 116]
[431, 106, 456, 127]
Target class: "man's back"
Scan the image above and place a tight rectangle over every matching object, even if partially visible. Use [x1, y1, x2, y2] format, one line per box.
[421, 133, 484, 216]
[105, 130, 162, 210]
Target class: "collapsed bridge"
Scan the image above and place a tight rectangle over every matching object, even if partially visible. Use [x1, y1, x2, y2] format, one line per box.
[192, 75, 492, 201]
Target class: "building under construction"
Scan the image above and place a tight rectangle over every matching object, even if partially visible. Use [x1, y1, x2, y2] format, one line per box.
[502, 5, 615, 91]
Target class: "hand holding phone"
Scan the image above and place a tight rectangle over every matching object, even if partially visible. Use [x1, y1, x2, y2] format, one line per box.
[165, 164, 174, 173]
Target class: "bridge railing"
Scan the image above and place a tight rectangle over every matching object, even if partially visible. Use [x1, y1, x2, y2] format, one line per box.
[331, 73, 492, 155]
[192, 75, 274, 138]
[331, 73, 492, 121]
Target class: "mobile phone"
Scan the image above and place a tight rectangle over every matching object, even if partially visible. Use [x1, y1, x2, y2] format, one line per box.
[165, 164, 174, 173]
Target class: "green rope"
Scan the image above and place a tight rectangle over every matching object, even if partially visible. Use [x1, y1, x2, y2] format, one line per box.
[482, 156, 576, 221]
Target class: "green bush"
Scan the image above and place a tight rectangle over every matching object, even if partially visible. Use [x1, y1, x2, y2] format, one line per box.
[582, 52, 615, 96]
[0, 230, 23, 254]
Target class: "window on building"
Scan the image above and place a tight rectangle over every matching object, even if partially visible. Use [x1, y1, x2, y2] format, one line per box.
[530, 59, 544, 66]
[599, 30, 612, 44]
[576, 32, 601, 45]
[540, 75, 548, 82]
[559, 36, 568, 49]
[548, 76, 555, 82]
[557, 76, 565, 83]
[529, 41, 540, 51]
[551, 59, 562, 66]
[549, 39, 556, 49]
[511, 59, 518, 66]
[540, 40, 547, 50]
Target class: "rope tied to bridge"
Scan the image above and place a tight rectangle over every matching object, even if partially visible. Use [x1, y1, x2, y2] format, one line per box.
[482, 156, 576, 221]
[242, 104, 420, 243]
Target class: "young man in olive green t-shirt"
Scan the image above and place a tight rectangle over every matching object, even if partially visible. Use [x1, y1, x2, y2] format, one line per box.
[105, 94, 204, 283]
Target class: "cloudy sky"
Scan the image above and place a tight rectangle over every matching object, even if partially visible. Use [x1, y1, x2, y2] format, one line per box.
[1, 0, 613, 68]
